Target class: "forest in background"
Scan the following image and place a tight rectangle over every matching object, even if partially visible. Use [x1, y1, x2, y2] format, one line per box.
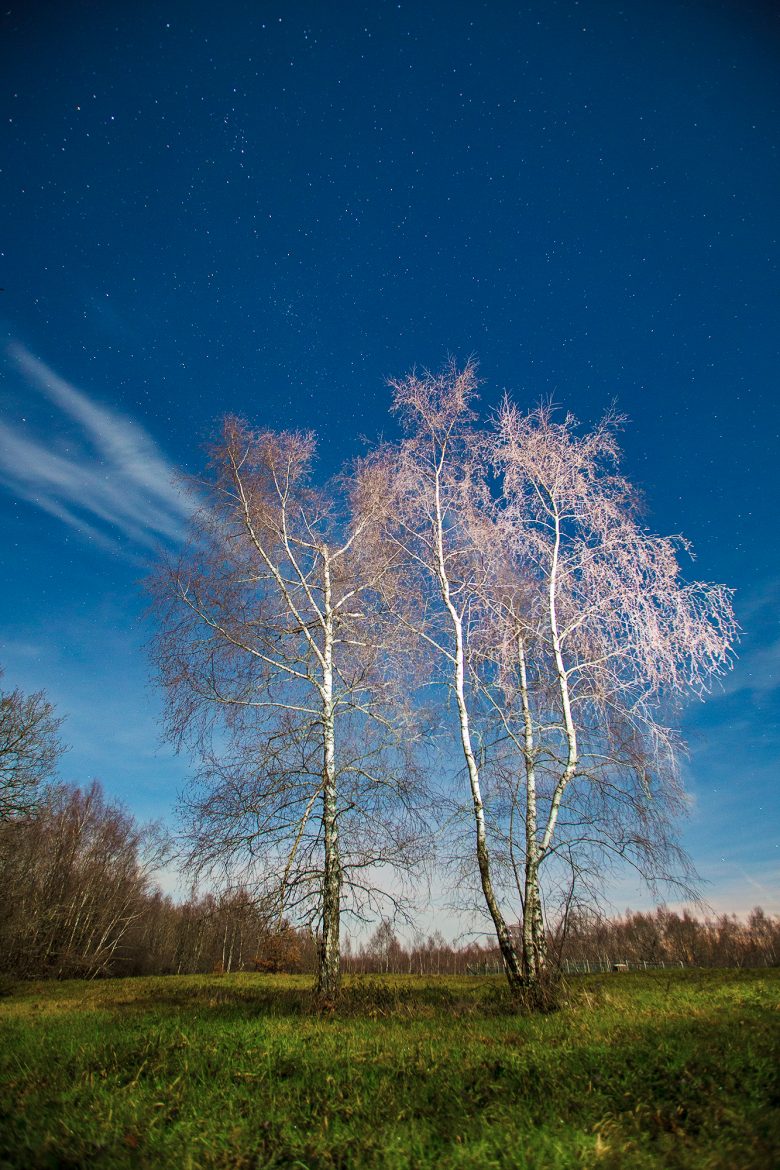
[0, 779, 776, 980]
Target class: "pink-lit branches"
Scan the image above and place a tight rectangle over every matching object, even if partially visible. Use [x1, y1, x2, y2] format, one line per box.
[367, 360, 525, 988]
[483, 400, 737, 979]
[367, 361, 736, 994]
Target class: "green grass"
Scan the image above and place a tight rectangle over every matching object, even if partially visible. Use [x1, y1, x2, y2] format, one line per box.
[0, 969, 778, 1169]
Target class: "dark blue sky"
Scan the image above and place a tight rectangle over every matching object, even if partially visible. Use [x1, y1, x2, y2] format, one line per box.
[1, 0, 777, 921]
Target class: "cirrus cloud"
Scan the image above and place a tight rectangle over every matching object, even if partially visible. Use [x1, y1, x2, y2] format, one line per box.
[0, 343, 192, 556]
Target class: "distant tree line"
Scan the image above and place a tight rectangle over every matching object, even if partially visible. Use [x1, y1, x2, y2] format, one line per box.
[558, 905, 780, 970]
[0, 771, 775, 979]
[345, 909, 779, 975]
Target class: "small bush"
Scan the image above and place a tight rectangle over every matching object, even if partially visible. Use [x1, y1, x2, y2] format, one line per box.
[511, 968, 565, 1014]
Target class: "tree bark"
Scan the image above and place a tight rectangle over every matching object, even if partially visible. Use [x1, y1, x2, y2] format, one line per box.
[315, 550, 341, 1000]
[522, 860, 547, 980]
[516, 632, 546, 982]
[432, 468, 523, 993]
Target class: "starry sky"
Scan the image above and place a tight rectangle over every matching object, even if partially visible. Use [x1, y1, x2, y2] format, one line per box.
[1, 0, 777, 923]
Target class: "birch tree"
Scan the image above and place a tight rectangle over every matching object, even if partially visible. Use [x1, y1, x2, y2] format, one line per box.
[368, 361, 525, 990]
[151, 418, 423, 999]
[482, 401, 737, 983]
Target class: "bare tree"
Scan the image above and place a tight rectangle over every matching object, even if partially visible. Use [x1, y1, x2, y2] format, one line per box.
[0, 667, 65, 820]
[0, 781, 165, 978]
[366, 360, 526, 991]
[365, 361, 736, 998]
[150, 418, 425, 999]
[483, 401, 737, 982]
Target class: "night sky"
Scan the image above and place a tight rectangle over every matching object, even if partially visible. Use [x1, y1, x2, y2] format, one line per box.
[1, 0, 777, 924]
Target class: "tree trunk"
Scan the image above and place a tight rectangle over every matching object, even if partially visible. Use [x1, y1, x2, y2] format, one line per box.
[517, 630, 546, 986]
[522, 859, 547, 981]
[317, 759, 341, 999]
[315, 553, 341, 1000]
[432, 468, 523, 994]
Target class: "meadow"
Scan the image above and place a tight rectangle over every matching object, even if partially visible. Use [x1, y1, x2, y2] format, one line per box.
[0, 969, 777, 1170]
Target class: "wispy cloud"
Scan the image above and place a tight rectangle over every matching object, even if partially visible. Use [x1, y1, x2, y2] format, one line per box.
[0, 343, 191, 555]
[717, 637, 780, 701]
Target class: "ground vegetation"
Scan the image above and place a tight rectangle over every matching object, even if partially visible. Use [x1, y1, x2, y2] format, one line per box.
[0, 969, 776, 1169]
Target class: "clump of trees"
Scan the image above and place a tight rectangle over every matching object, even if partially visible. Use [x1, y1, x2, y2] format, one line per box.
[0, 772, 313, 980]
[122, 885, 311, 977]
[0, 779, 165, 978]
[0, 667, 317, 982]
[151, 359, 737, 1001]
[0, 667, 64, 819]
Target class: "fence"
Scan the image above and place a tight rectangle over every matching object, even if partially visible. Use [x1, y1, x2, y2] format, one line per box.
[560, 959, 686, 974]
[464, 959, 688, 975]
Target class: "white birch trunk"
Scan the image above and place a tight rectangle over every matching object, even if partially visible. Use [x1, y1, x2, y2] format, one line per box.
[539, 504, 579, 858]
[516, 632, 546, 980]
[432, 469, 523, 990]
[316, 548, 342, 999]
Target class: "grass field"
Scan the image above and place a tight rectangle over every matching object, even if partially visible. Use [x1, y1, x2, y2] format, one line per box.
[0, 969, 777, 1169]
